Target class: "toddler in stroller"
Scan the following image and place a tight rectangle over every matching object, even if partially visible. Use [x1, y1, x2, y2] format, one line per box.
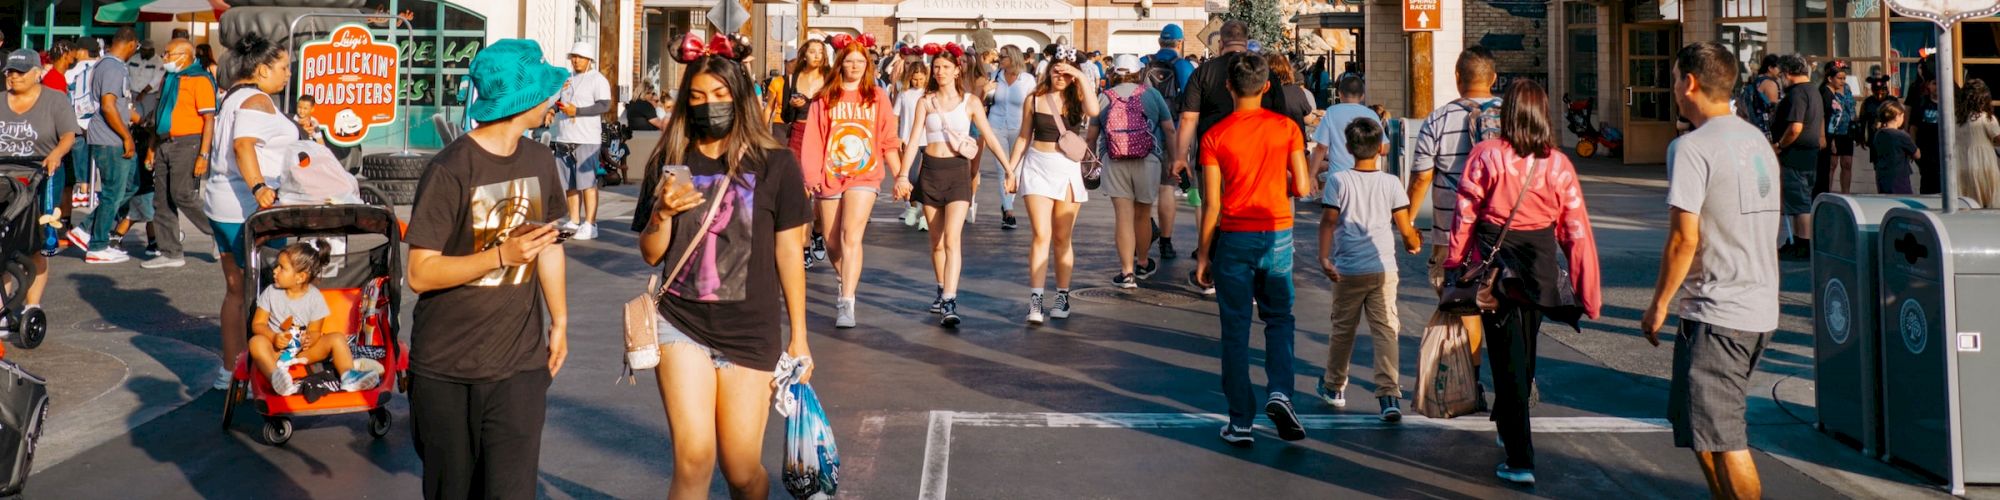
[247, 240, 379, 396]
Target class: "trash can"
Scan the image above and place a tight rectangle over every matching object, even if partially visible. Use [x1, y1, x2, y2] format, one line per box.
[1811, 194, 1944, 458]
[1876, 207, 2000, 496]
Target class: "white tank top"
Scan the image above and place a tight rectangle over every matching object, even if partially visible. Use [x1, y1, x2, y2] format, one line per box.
[924, 96, 971, 145]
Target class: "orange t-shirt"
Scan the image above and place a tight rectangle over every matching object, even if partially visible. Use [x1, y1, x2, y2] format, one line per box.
[165, 74, 217, 138]
[1200, 108, 1302, 232]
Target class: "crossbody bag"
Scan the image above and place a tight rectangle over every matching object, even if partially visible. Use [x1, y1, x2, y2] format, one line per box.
[1438, 156, 1540, 315]
[622, 176, 730, 381]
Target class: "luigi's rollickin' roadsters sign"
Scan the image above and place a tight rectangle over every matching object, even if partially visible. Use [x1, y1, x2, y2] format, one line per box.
[298, 24, 401, 147]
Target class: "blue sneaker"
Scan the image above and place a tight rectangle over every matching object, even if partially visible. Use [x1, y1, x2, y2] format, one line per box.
[1496, 463, 1536, 485]
[1218, 423, 1253, 447]
[340, 369, 381, 392]
[1317, 382, 1347, 409]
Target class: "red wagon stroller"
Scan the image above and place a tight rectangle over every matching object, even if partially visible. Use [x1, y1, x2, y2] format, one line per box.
[220, 204, 408, 445]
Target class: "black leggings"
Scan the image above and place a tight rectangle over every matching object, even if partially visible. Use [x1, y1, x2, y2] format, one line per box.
[1484, 305, 1544, 469]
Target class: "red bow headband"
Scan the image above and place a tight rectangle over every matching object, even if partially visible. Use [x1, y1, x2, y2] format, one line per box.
[899, 44, 922, 57]
[674, 33, 752, 64]
[830, 33, 877, 51]
[921, 43, 964, 59]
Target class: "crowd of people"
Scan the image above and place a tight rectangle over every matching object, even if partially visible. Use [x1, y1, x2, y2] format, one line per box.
[0, 21, 1848, 499]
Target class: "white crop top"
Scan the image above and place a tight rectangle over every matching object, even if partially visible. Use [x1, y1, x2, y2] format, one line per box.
[923, 96, 971, 144]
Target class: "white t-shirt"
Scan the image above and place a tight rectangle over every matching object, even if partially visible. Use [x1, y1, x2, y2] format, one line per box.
[1665, 115, 1782, 333]
[206, 88, 298, 223]
[65, 59, 99, 131]
[552, 70, 611, 145]
[1325, 168, 1410, 276]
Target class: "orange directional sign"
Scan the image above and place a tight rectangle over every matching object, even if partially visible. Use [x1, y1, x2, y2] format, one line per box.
[298, 24, 400, 147]
[1404, 0, 1441, 31]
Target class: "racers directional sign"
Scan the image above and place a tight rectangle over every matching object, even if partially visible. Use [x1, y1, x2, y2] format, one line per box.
[1404, 0, 1441, 32]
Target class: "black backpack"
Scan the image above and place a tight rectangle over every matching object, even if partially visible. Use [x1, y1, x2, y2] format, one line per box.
[1144, 58, 1184, 114]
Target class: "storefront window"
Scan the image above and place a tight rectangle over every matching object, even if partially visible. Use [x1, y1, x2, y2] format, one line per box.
[1959, 21, 2000, 101]
[1566, 3, 1598, 100]
[1797, 0, 1934, 97]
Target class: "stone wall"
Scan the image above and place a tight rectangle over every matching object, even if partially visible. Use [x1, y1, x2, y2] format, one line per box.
[1464, 0, 1549, 93]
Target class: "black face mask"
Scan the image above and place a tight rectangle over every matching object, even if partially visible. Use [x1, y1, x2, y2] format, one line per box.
[687, 101, 734, 139]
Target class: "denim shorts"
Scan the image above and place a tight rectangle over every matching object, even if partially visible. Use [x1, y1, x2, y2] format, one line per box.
[658, 313, 731, 369]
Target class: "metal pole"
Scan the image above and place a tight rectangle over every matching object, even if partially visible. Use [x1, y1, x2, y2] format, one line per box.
[1940, 27, 1957, 213]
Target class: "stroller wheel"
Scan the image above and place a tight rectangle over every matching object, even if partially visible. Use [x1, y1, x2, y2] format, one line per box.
[368, 408, 392, 438]
[262, 417, 293, 446]
[221, 379, 243, 431]
[11, 308, 45, 349]
[1575, 140, 1597, 159]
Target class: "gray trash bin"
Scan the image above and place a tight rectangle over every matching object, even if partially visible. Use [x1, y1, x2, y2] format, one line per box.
[1877, 207, 2000, 496]
[1812, 194, 1944, 458]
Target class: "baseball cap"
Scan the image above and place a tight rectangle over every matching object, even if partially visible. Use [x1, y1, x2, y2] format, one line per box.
[467, 39, 570, 123]
[1113, 54, 1142, 75]
[1161, 24, 1185, 41]
[3, 49, 37, 74]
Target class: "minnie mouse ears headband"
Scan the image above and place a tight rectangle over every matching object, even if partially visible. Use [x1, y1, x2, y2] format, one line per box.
[1054, 45, 1079, 63]
[830, 33, 878, 51]
[924, 42, 965, 59]
[674, 33, 752, 64]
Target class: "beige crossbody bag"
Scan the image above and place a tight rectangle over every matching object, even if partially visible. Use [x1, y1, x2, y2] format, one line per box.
[622, 177, 729, 382]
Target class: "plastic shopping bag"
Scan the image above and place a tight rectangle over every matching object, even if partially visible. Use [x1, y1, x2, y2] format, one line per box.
[1414, 311, 1483, 419]
[774, 356, 839, 499]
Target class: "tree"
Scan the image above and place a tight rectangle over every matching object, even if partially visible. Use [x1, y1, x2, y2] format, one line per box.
[1220, 0, 1291, 52]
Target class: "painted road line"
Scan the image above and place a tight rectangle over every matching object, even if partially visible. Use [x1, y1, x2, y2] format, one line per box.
[916, 411, 1669, 500]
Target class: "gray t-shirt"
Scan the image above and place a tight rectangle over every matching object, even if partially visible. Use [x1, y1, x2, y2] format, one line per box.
[0, 90, 82, 159]
[88, 54, 132, 146]
[1325, 168, 1411, 276]
[1665, 115, 1782, 333]
[258, 285, 332, 335]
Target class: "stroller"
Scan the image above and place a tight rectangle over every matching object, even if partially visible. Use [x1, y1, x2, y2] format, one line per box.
[0, 159, 50, 349]
[599, 119, 632, 186]
[220, 204, 408, 446]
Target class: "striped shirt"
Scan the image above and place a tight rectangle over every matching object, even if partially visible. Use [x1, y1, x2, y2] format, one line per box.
[1411, 97, 1501, 243]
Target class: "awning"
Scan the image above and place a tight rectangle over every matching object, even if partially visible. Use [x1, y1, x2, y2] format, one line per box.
[95, 0, 221, 24]
[1293, 12, 1363, 30]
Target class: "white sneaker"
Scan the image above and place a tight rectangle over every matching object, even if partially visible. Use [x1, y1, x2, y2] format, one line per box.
[64, 227, 90, 251]
[574, 223, 598, 241]
[902, 206, 921, 227]
[212, 366, 233, 390]
[835, 298, 857, 328]
[85, 249, 130, 264]
[1026, 293, 1046, 325]
[270, 368, 298, 396]
[141, 256, 187, 269]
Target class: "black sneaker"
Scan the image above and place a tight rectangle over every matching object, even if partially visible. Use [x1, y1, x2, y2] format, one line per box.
[1159, 238, 1176, 260]
[1219, 424, 1254, 447]
[1113, 273, 1137, 289]
[1050, 290, 1072, 319]
[930, 286, 946, 313]
[939, 298, 961, 328]
[1135, 258, 1158, 280]
[810, 234, 829, 262]
[1379, 396, 1403, 422]
[1265, 393, 1307, 441]
[1001, 213, 1019, 230]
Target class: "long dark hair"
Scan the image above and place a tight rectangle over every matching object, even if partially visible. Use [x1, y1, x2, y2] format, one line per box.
[927, 54, 963, 96]
[1500, 79, 1556, 158]
[647, 56, 780, 179]
[1031, 60, 1085, 129]
[279, 240, 331, 284]
[788, 39, 832, 83]
[1961, 78, 1993, 125]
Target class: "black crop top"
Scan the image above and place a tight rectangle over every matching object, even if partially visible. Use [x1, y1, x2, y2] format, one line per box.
[1032, 112, 1062, 142]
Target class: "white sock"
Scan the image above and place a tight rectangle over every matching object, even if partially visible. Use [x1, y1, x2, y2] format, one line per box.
[942, 294, 956, 301]
[1030, 288, 1044, 296]
[1057, 288, 1070, 294]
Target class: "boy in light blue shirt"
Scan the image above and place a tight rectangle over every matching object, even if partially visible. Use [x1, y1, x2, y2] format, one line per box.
[1309, 76, 1380, 196]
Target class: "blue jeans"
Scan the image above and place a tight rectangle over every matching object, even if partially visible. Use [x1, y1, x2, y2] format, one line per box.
[88, 145, 138, 251]
[1213, 229, 1298, 428]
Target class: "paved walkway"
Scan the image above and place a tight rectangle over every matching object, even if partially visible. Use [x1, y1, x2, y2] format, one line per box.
[8, 153, 1989, 498]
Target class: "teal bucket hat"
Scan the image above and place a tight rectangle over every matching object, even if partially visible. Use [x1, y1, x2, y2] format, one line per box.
[467, 39, 569, 123]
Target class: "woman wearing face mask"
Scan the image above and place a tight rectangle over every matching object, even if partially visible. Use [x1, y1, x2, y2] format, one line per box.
[1004, 46, 1098, 324]
[203, 33, 296, 390]
[897, 44, 1015, 327]
[797, 34, 903, 329]
[636, 34, 813, 499]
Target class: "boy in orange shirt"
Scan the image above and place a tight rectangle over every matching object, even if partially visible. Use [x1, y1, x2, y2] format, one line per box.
[1194, 53, 1314, 447]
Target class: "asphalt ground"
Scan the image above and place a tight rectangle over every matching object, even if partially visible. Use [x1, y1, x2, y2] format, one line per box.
[11, 154, 1990, 499]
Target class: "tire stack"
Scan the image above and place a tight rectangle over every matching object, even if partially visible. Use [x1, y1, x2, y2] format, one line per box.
[359, 153, 431, 206]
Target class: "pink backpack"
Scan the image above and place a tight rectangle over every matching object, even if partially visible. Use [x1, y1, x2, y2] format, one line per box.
[1103, 86, 1156, 160]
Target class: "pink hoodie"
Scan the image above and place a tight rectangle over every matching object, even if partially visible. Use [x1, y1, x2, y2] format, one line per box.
[1443, 139, 1603, 319]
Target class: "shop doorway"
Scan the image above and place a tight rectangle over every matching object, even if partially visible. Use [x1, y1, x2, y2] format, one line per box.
[1621, 23, 1679, 164]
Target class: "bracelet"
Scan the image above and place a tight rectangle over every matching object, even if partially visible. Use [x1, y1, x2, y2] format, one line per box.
[496, 249, 508, 268]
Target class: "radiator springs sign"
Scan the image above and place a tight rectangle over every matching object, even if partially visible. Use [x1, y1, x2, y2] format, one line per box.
[299, 24, 400, 147]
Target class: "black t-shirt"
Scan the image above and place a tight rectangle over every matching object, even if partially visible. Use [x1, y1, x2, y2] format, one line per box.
[1871, 128, 1918, 176]
[1858, 94, 1898, 142]
[1180, 50, 1292, 144]
[405, 136, 570, 383]
[627, 99, 659, 131]
[654, 146, 811, 372]
[1911, 94, 1942, 155]
[1278, 84, 1315, 133]
[1773, 82, 1824, 151]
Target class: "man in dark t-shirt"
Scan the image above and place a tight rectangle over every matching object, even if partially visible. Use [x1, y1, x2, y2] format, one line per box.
[1768, 54, 1821, 259]
[403, 39, 572, 500]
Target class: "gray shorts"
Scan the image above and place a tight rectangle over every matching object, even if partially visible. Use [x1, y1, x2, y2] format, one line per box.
[1668, 319, 1773, 452]
[1779, 148, 1817, 215]
[1102, 155, 1161, 204]
[657, 313, 732, 369]
[556, 142, 602, 192]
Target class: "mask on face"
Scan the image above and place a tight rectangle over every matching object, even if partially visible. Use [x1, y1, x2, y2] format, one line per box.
[163, 59, 182, 72]
[687, 101, 734, 139]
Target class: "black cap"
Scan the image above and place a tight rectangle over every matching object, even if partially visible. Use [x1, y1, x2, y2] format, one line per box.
[3, 48, 38, 73]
